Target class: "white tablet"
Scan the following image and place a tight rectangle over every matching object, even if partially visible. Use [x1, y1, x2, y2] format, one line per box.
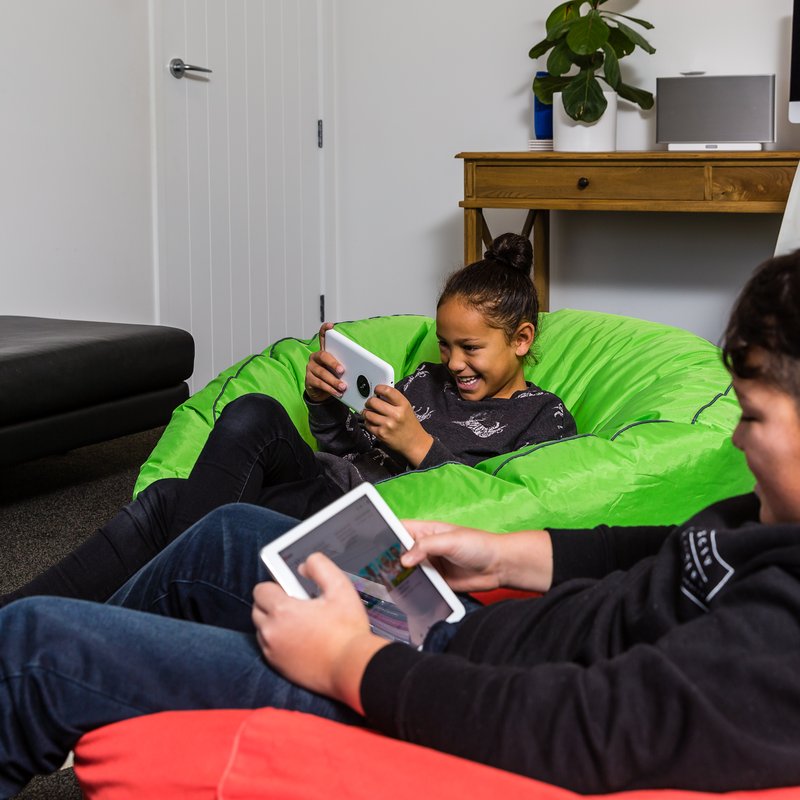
[260, 483, 465, 648]
[324, 328, 395, 413]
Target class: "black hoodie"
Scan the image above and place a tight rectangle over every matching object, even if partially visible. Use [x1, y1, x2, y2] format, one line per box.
[361, 494, 800, 793]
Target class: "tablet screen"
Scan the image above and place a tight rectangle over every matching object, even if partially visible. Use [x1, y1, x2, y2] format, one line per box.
[277, 493, 454, 647]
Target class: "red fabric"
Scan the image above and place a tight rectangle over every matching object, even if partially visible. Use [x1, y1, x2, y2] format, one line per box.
[74, 708, 250, 799]
[74, 708, 800, 800]
[471, 587, 540, 604]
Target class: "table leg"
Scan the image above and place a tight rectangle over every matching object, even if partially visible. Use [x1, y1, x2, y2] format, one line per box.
[533, 210, 550, 312]
[518, 210, 550, 311]
[464, 209, 484, 265]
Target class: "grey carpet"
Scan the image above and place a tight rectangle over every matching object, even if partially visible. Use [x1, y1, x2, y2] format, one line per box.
[1, 428, 163, 799]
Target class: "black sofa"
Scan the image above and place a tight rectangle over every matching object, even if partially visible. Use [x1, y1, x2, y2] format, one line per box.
[0, 316, 194, 467]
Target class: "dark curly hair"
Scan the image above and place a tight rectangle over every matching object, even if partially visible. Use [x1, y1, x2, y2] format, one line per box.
[437, 233, 538, 348]
[722, 250, 800, 400]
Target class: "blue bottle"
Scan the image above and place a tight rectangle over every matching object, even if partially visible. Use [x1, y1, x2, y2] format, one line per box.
[533, 71, 553, 140]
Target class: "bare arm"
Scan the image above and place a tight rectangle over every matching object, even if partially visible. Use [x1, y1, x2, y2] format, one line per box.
[400, 521, 554, 594]
[251, 520, 553, 715]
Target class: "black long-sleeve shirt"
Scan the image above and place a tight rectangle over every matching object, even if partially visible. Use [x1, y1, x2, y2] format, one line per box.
[308, 362, 576, 489]
[361, 494, 800, 793]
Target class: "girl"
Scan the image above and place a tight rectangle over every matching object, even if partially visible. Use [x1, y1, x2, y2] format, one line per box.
[1, 233, 575, 606]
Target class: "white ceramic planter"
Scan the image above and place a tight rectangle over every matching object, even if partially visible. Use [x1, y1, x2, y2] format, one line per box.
[553, 91, 617, 152]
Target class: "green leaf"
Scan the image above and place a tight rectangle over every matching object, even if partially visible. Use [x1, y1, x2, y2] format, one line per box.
[564, 50, 601, 70]
[546, 40, 575, 75]
[533, 73, 574, 105]
[601, 43, 620, 88]
[562, 70, 608, 122]
[606, 26, 635, 57]
[545, 2, 581, 40]
[531, 2, 655, 111]
[616, 81, 655, 110]
[529, 37, 555, 60]
[566, 10, 610, 55]
[614, 20, 656, 54]
[602, 11, 654, 30]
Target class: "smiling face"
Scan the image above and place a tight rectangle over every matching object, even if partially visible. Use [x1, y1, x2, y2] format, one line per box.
[435, 297, 533, 401]
[732, 358, 800, 525]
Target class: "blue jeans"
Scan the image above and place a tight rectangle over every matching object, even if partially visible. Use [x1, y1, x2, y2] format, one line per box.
[0, 504, 366, 798]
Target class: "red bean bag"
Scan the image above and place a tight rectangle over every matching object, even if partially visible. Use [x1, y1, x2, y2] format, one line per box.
[74, 708, 800, 800]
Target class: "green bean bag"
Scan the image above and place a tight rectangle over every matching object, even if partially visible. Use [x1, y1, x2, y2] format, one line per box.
[135, 309, 752, 531]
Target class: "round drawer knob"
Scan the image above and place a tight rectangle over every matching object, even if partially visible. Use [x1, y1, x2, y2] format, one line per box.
[577, 177, 590, 189]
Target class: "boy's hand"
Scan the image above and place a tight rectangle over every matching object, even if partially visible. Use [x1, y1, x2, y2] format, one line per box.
[363, 386, 433, 467]
[402, 521, 554, 594]
[400, 521, 505, 592]
[252, 553, 388, 713]
[305, 322, 347, 403]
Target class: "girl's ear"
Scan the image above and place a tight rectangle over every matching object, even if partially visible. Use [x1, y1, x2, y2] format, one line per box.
[514, 322, 535, 357]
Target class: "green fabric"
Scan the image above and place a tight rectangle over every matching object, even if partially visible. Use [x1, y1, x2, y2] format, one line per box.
[135, 309, 752, 531]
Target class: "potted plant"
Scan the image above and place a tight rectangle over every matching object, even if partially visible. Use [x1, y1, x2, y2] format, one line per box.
[529, 0, 655, 125]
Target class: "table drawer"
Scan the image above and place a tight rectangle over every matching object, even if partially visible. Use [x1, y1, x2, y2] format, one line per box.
[472, 165, 706, 201]
[711, 165, 796, 203]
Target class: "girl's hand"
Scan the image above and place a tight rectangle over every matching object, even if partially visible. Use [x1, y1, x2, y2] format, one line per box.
[252, 553, 388, 713]
[305, 323, 347, 403]
[363, 386, 433, 467]
[401, 521, 554, 594]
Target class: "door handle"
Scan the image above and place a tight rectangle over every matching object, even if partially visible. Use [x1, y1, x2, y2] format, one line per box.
[169, 58, 213, 79]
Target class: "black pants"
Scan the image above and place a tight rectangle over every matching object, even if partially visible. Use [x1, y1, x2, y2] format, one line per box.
[2, 395, 343, 605]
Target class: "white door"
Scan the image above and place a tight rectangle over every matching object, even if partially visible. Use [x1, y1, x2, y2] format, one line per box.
[153, 0, 331, 390]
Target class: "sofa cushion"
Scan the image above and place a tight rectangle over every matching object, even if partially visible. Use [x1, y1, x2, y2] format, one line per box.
[0, 316, 194, 426]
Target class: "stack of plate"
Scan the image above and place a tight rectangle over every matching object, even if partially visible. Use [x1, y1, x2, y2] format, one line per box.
[528, 139, 554, 151]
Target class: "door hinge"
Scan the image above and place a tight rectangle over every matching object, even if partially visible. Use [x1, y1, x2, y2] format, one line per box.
[317, 119, 323, 148]
[320, 294, 326, 322]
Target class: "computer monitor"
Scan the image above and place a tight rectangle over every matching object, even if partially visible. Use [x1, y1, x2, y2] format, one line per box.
[790, 0, 800, 121]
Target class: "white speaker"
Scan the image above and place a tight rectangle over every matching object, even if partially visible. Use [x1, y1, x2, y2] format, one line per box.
[656, 75, 776, 151]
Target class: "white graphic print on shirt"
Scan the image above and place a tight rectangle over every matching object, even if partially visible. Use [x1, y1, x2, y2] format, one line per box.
[402, 365, 429, 391]
[452, 413, 507, 439]
[414, 405, 434, 422]
[679, 527, 734, 611]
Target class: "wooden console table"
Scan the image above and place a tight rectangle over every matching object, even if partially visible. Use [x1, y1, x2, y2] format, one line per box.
[457, 151, 800, 310]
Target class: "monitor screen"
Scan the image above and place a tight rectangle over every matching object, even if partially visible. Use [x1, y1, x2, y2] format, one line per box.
[791, 0, 800, 121]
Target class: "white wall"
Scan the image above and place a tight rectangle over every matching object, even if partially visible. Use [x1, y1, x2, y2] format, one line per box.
[332, 0, 800, 343]
[0, 1, 154, 324]
[2, 1, 798, 350]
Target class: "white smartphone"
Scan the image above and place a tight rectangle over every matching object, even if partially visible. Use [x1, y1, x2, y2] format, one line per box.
[324, 328, 395, 413]
[259, 483, 465, 648]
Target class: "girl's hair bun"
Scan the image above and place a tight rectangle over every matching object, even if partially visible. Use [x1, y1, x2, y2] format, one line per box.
[485, 232, 533, 273]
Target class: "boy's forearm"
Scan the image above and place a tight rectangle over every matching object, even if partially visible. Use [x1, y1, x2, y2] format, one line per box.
[330, 633, 392, 715]
[496, 530, 554, 593]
